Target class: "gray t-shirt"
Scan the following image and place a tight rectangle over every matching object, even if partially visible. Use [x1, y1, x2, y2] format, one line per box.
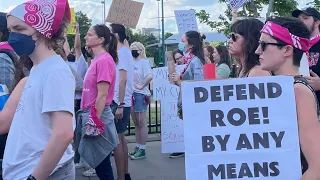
[3, 55, 76, 180]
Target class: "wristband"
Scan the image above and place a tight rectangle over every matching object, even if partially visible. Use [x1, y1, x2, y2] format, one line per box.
[27, 175, 36, 180]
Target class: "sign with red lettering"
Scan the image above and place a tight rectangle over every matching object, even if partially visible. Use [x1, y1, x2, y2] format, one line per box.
[181, 76, 301, 180]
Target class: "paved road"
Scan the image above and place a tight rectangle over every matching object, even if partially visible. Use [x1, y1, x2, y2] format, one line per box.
[76, 141, 185, 180]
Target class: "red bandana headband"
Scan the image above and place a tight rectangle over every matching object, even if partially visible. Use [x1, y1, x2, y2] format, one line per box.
[261, 21, 309, 53]
[9, 0, 71, 39]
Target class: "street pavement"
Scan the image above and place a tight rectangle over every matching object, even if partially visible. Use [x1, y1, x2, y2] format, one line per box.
[76, 135, 185, 180]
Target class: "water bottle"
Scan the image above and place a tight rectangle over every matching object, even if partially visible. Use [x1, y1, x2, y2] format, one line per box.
[0, 85, 9, 111]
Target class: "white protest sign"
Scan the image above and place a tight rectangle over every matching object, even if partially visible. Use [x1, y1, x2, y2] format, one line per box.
[174, 10, 198, 38]
[161, 87, 185, 153]
[152, 65, 186, 100]
[228, 0, 250, 9]
[153, 65, 186, 153]
[182, 76, 301, 180]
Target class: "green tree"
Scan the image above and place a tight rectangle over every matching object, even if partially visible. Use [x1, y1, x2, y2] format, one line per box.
[67, 11, 92, 48]
[307, 0, 320, 11]
[196, 0, 297, 35]
[165, 32, 173, 39]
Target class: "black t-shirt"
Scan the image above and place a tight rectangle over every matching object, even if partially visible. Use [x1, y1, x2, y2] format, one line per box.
[309, 41, 320, 103]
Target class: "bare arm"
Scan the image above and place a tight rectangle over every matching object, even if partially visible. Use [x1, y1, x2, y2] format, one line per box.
[232, 9, 238, 24]
[0, 77, 27, 134]
[32, 111, 74, 179]
[74, 22, 82, 60]
[248, 66, 271, 77]
[141, 74, 153, 89]
[63, 34, 71, 56]
[295, 84, 320, 179]
[118, 70, 127, 104]
[95, 82, 110, 118]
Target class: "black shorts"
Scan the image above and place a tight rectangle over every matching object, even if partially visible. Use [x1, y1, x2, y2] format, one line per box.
[111, 101, 131, 134]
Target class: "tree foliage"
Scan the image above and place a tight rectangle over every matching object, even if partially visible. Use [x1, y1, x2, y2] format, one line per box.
[196, 0, 297, 35]
[307, 0, 320, 11]
[67, 11, 92, 48]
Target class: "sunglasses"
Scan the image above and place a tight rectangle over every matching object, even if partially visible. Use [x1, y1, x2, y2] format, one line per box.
[230, 33, 237, 42]
[259, 41, 286, 51]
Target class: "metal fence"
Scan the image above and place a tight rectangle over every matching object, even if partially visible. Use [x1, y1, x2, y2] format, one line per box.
[125, 84, 161, 136]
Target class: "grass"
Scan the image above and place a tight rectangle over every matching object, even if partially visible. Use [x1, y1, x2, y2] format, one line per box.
[125, 100, 161, 136]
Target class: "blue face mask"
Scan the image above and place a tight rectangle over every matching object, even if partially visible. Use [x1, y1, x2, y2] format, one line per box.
[8, 32, 36, 56]
[178, 42, 186, 52]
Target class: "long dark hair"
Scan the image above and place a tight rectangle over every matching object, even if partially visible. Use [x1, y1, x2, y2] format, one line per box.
[231, 19, 263, 76]
[204, 45, 214, 63]
[185, 31, 206, 65]
[215, 45, 231, 67]
[93, 24, 118, 64]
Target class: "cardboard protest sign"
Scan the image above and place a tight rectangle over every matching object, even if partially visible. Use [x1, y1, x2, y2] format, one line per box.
[174, 10, 198, 38]
[67, 8, 76, 35]
[181, 76, 301, 180]
[106, 0, 144, 29]
[228, 0, 250, 9]
[166, 51, 176, 84]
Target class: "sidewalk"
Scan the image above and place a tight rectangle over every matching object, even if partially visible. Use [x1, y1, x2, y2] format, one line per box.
[76, 135, 185, 180]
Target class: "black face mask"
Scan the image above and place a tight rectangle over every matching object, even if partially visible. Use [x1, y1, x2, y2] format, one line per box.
[67, 54, 76, 62]
[131, 50, 139, 58]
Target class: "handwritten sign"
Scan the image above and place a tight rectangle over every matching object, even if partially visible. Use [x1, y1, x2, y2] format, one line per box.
[106, 0, 144, 29]
[174, 10, 198, 37]
[161, 86, 185, 153]
[67, 8, 76, 35]
[182, 76, 301, 180]
[153, 65, 186, 153]
[227, 0, 250, 9]
[153, 65, 186, 100]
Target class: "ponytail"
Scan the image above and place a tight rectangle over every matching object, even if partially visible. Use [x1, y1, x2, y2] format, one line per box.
[108, 33, 118, 64]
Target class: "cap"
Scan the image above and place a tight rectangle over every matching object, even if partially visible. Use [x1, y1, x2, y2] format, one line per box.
[292, 7, 320, 19]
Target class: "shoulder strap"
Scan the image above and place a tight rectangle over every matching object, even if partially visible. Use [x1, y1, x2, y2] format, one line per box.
[294, 75, 320, 116]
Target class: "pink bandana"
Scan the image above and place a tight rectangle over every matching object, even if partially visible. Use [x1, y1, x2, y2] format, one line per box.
[310, 35, 320, 49]
[0, 42, 13, 51]
[261, 21, 309, 53]
[9, 0, 71, 39]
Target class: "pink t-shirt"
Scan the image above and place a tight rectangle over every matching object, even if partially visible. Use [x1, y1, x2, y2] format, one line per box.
[81, 52, 116, 110]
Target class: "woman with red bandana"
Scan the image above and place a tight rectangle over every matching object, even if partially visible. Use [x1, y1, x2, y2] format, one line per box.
[256, 17, 320, 178]
[0, 0, 76, 179]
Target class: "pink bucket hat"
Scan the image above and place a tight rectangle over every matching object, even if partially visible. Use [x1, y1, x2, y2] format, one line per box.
[9, 0, 71, 39]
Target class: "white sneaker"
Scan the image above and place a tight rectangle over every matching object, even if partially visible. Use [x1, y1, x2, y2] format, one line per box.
[82, 168, 97, 177]
[75, 162, 85, 169]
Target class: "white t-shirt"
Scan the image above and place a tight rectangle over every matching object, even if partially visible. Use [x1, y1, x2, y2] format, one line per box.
[3, 55, 76, 180]
[133, 58, 152, 96]
[68, 55, 88, 100]
[113, 46, 134, 107]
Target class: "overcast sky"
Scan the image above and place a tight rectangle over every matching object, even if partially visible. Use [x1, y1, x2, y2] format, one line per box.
[0, 0, 315, 33]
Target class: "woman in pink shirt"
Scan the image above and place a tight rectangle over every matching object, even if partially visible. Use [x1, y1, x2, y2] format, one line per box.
[76, 24, 119, 180]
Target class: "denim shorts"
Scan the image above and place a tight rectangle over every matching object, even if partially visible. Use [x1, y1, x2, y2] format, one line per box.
[48, 158, 75, 180]
[132, 92, 149, 113]
[110, 101, 131, 134]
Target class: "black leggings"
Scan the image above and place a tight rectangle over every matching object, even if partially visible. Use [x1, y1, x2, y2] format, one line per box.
[95, 154, 114, 180]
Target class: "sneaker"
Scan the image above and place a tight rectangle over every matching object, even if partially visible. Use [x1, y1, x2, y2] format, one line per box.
[169, 152, 185, 159]
[128, 146, 139, 156]
[130, 149, 146, 160]
[75, 162, 85, 169]
[82, 168, 97, 177]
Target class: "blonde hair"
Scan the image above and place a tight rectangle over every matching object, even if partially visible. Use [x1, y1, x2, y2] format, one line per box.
[130, 42, 147, 58]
